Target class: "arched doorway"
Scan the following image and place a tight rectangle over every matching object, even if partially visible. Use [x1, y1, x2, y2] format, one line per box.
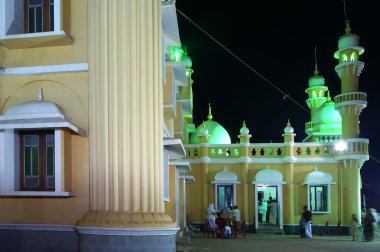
[252, 166, 287, 231]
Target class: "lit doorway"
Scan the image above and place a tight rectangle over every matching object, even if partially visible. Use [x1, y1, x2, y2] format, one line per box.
[252, 166, 286, 231]
[257, 186, 278, 226]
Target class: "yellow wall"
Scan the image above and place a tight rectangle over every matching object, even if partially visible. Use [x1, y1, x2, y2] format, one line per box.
[186, 162, 341, 226]
[0, 0, 89, 225]
[165, 166, 177, 223]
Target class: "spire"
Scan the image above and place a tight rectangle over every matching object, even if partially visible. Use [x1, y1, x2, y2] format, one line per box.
[326, 90, 332, 102]
[345, 19, 351, 34]
[343, 0, 351, 34]
[314, 46, 319, 76]
[243, 120, 246, 128]
[207, 103, 213, 120]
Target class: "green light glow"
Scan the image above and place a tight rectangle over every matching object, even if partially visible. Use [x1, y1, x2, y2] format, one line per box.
[312, 91, 316, 98]
[350, 52, 356, 61]
[170, 47, 184, 62]
[189, 120, 232, 144]
[343, 54, 348, 62]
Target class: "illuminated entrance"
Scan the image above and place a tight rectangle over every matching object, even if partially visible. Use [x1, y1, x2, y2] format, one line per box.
[252, 166, 287, 230]
[257, 186, 277, 224]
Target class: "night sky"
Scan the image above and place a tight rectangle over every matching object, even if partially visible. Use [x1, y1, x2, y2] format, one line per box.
[176, 0, 380, 210]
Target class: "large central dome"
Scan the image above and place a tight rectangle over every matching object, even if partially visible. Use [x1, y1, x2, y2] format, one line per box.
[312, 95, 342, 134]
[189, 104, 231, 144]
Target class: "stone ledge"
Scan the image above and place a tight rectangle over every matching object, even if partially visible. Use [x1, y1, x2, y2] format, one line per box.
[76, 211, 176, 228]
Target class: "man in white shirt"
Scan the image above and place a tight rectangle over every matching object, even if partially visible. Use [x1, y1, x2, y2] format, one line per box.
[233, 205, 241, 235]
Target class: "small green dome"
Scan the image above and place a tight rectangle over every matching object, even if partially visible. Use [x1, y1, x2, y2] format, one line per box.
[189, 103, 231, 144]
[189, 120, 231, 144]
[183, 55, 192, 68]
[312, 99, 342, 133]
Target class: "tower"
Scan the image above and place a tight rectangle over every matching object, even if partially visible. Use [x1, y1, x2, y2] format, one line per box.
[304, 51, 328, 142]
[333, 20, 369, 224]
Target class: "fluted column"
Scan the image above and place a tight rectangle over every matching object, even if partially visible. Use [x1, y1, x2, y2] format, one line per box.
[78, 0, 174, 228]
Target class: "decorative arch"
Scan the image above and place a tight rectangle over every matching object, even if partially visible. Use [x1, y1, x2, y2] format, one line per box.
[303, 166, 335, 213]
[212, 166, 240, 211]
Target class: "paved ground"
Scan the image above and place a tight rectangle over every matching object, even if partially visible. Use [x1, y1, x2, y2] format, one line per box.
[177, 233, 380, 252]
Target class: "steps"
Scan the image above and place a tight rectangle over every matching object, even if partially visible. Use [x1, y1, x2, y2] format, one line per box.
[256, 223, 284, 235]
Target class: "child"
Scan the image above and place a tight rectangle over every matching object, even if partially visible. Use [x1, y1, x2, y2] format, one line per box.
[350, 214, 359, 241]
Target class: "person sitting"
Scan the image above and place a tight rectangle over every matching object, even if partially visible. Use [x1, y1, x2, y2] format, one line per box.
[224, 222, 232, 238]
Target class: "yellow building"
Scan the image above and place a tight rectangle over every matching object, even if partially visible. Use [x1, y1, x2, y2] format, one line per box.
[0, 0, 192, 251]
[0, 1, 369, 251]
[182, 20, 369, 234]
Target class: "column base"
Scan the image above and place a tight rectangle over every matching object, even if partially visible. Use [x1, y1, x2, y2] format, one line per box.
[76, 211, 178, 251]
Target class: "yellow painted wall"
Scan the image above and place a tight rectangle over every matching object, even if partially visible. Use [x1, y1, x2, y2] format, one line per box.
[0, 0, 89, 225]
[186, 161, 341, 227]
[0, 0, 87, 68]
[165, 166, 177, 223]
[179, 178, 184, 230]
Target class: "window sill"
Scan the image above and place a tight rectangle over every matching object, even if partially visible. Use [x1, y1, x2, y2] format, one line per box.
[0, 31, 73, 49]
[311, 211, 331, 214]
[0, 191, 74, 197]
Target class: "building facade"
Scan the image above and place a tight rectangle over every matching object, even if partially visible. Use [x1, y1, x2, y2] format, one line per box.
[0, 0, 192, 251]
[182, 20, 369, 234]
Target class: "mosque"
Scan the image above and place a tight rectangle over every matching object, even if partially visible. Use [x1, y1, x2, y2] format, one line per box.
[0, 0, 369, 251]
[181, 20, 369, 234]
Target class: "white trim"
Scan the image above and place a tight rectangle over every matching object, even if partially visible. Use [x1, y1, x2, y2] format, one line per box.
[307, 184, 332, 214]
[0, 63, 88, 76]
[75, 226, 179, 236]
[214, 183, 237, 211]
[0, 223, 74, 232]
[175, 169, 179, 228]
[55, 129, 62, 193]
[0, 121, 82, 135]
[53, 0, 60, 32]
[212, 180, 241, 184]
[254, 184, 284, 230]
[170, 161, 191, 173]
[184, 157, 338, 164]
[0, 191, 73, 196]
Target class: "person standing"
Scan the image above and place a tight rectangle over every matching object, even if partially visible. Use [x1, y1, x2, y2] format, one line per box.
[233, 205, 241, 235]
[221, 206, 230, 220]
[350, 213, 360, 241]
[207, 203, 217, 231]
[300, 205, 312, 238]
[269, 200, 278, 226]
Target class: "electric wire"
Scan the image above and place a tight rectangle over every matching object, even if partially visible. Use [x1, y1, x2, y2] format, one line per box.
[177, 8, 380, 170]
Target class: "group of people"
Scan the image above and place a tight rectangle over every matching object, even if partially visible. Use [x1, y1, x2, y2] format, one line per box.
[258, 197, 278, 225]
[207, 203, 241, 238]
[357, 208, 379, 241]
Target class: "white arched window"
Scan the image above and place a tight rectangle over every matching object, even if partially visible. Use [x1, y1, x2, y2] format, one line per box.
[212, 166, 240, 211]
[304, 166, 335, 213]
[0, 96, 82, 196]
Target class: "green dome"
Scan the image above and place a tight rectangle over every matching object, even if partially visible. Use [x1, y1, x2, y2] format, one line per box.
[189, 120, 231, 144]
[312, 100, 342, 133]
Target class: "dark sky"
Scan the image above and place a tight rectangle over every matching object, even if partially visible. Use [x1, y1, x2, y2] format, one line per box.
[176, 0, 380, 210]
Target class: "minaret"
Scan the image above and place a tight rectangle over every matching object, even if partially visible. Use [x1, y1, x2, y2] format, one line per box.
[333, 19, 369, 225]
[304, 48, 327, 141]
